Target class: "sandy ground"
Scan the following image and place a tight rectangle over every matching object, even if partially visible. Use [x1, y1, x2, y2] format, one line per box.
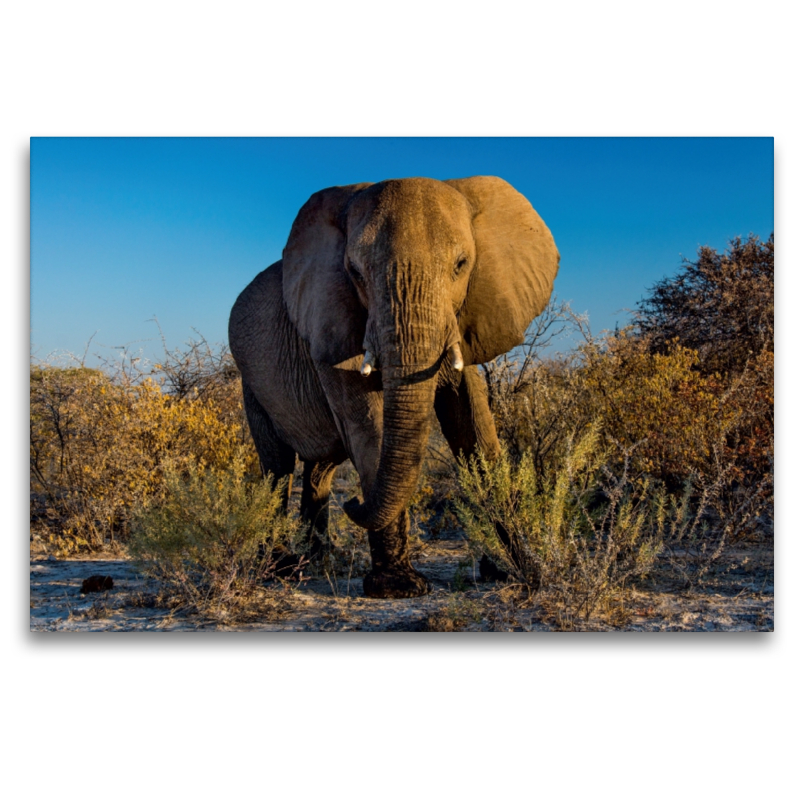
[30, 532, 773, 632]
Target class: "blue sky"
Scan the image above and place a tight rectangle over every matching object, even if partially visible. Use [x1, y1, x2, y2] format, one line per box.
[30, 137, 774, 365]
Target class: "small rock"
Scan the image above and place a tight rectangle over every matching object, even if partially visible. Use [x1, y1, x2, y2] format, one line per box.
[81, 575, 114, 593]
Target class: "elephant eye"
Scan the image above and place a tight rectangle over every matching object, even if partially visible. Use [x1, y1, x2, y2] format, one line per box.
[348, 260, 365, 285]
[453, 255, 468, 277]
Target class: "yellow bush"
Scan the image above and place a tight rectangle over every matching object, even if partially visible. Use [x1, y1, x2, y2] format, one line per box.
[490, 329, 771, 494]
[30, 361, 254, 552]
[579, 333, 745, 485]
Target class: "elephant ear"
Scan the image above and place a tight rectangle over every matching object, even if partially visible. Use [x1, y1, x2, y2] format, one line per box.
[447, 176, 560, 364]
[282, 183, 372, 366]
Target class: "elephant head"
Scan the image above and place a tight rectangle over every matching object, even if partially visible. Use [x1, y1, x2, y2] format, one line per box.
[282, 176, 559, 530]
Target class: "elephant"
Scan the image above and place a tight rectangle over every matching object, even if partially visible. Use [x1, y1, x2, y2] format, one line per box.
[228, 176, 559, 598]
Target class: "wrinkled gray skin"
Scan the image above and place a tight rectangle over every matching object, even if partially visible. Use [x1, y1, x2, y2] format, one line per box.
[229, 176, 559, 598]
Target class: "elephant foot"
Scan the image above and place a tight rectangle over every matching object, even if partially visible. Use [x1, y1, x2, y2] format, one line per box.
[363, 567, 431, 599]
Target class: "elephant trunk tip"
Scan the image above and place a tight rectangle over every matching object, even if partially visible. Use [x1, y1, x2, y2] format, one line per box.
[343, 496, 394, 531]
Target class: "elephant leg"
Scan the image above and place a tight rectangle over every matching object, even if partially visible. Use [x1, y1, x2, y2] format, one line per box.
[243, 381, 297, 505]
[434, 363, 500, 462]
[362, 510, 430, 598]
[243, 380, 305, 576]
[300, 459, 337, 559]
[434, 365, 516, 581]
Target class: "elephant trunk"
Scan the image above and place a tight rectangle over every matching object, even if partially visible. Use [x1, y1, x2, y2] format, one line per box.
[345, 297, 454, 531]
[344, 376, 438, 530]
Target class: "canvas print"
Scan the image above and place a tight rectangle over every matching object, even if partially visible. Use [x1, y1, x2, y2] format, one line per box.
[29, 137, 774, 631]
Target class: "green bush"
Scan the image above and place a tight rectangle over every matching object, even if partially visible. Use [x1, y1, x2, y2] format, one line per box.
[128, 449, 306, 617]
[455, 427, 670, 624]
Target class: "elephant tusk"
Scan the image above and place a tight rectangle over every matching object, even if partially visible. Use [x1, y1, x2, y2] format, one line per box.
[447, 342, 464, 371]
[361, 350, 376, 377]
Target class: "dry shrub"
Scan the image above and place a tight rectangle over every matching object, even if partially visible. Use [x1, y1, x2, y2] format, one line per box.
[634, 232, 774, 518]
[488, 325, 770, 493]
[455, 427, 667, 623]
[128, 449, 306, 620]
[30, 337, 254, 553]
[637, 233, 773, 376]
[483, 299, 585, 469]
[579, 332, 766, 488]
